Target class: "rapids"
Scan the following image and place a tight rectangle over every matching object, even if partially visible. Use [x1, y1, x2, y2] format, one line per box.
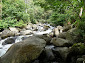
[0, 23, 54, 57]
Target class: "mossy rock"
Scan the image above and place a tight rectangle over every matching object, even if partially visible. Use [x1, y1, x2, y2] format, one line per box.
[66, 28, 80, 43]
[70, 43, 85, 55]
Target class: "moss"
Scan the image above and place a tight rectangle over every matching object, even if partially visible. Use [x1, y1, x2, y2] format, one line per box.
[71, 43, 85, 54]
[15, 45, 43, 63]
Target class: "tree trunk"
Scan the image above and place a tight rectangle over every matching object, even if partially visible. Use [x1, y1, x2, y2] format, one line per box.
[79, 7, 83, 17]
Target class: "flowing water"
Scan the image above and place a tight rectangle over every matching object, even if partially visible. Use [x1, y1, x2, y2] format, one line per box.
[0, 23, 54, 57]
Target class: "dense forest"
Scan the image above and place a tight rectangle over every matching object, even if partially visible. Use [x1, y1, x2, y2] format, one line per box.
[2, 0, 85, 26]
[1, 0, 85, 63]
[1, 0, 85, 41]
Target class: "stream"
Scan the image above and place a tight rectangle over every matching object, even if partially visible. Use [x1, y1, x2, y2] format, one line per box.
[0, 23, 54, 57]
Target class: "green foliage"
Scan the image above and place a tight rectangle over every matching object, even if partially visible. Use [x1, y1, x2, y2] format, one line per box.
[42, 0, 85, 26]
[0, 17, 26, 29]
[72, 43, 85, 54]
[2, 0, 30, 29]
[27, 5, 44, 23]
[2, 0, 85, 29]
[77, 21, 85, 32]
[76, 21, 85, 42]
[48, 12, 67, 26]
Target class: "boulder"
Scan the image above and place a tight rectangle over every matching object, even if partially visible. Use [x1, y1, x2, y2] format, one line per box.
[63, 25, 72, 32]
[0, 57, 1, 63]
[52, 47, 70, 61]
[48, 32, 54, 37]
[54, 28, 60, 37]
[35, 34, 51, 45]
[9, 27, 19, 33]
[57, 26, 63, 33]
[43, 25, 50, 31]
[51, 38, 72, 47]
[37, 45, 55, 63]
[2, 37, 15, 45]
[32, 24, 38, 31]
[66, 28, 79, 43]
[82, 55, 85, 59]
[20, 30, 32, 35]
[25, 24, 32, 30]
[58, 32, 67, 39]
[45, 47, 55, 61]
[1, 36, 46, 63]
[76, 58, 84, 63]
[1, 29, 15, 39]
[53, 26, 63, 37]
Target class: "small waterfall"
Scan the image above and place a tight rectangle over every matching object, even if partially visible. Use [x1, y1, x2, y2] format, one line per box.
[0, 35, 33, 57]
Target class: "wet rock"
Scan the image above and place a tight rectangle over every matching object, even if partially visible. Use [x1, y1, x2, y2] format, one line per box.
[57, 26, 63, 33]
[58, 32, 67, 39]
[35, 35, 51, 45]
[38, 46, 55, 63]
[2, 37, 15, 45]
[1, 29, 15, 39]
[25, 24, 32, 30]
[20, 30, 32, 35]
[9, 27, 19, 33]
[32, 24, 38, 31]
[66, 28, 82, 43]
[45, 47, 55, 61]
[53, 26, 63, 37]
[43, 25, 50, 31]
[49, 32, 54, 37]
[63, 25, 72, 32]
[54, 28, 59, 37]
[76, 58, 84, 63]
[32, 60, 39, 63]
[21, 37, 28, 40]
[82, 55, 85, 59]
[1, 36, 46, 63]
[51, 38, 72, 47]
[52, 47, 70, 61]
[0, 57, 1, 63]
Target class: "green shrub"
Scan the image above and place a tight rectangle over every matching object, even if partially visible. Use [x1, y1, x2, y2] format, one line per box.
[48, 12, 67, 26]
[2, 0, 30, 22]
[27, 5, 44, 23]
[75, 21, 85, 42]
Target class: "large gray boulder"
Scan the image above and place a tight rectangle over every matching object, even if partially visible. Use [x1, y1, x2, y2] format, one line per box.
[1, 36, 46, 63]
[35, 35, 52, 45]
[51, 38, 72, 47]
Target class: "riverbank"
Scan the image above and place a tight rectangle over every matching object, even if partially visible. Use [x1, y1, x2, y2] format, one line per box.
[0, 23, 85, 63]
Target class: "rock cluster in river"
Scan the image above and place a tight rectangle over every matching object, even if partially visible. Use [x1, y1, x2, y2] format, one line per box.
[0, 23, 85, 63]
